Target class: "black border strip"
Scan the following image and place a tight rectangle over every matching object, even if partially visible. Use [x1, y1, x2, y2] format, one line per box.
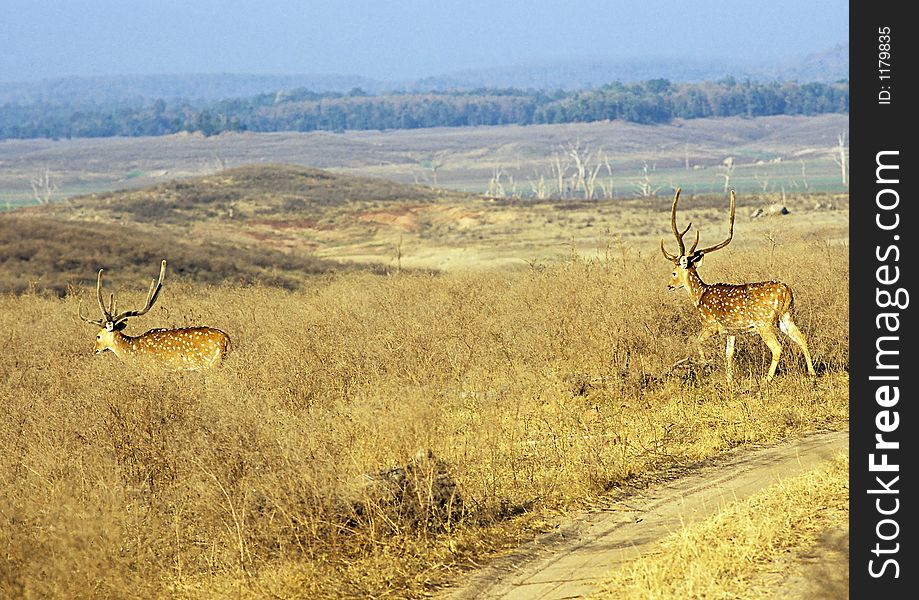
[850, 3, 914, 596]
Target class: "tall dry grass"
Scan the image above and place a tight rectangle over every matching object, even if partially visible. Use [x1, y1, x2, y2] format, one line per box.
[0, 243, 848, 598]
[591, 454, 849, 600]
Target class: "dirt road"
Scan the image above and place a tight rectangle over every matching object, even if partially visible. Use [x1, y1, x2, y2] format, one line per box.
[439, 429, 848, 600]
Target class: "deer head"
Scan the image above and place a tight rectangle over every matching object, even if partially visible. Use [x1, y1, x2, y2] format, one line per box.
[660, 188, 735, 292]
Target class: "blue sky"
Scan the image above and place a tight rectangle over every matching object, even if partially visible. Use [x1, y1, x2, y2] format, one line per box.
[1, 1, 848, 82]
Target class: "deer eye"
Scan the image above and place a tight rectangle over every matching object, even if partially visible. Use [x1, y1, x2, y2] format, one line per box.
[96, 335, 101, 340]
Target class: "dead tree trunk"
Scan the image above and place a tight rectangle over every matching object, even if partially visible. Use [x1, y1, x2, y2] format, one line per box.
[833, 132, 848, 187]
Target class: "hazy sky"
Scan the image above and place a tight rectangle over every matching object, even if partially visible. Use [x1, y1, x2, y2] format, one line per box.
[1, 1, 848, 82]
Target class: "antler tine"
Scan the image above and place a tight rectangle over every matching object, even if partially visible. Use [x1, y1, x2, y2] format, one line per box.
[687, 228, 700, 255]
[110, 260, 167, 327]
[660, 239, 677, 262]
[695, 190, 736, 256]
[78, 301, 105, 326]
[96, 269, 112, 321]
[78, 268, 110, 326]
[670, 189, 687, 255]
[661, 188, 691, 262]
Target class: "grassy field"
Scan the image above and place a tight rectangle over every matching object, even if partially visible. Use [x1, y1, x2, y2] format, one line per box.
[0, 136, 849, 597]
[1, 237, 847, 597]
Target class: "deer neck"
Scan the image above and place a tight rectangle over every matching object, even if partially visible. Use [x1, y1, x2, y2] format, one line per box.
[109, 331, 136, 358]
[683, 267, 708, 307]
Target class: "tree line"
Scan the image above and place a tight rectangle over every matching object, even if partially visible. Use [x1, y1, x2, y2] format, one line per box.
[0, 78, 848, 140]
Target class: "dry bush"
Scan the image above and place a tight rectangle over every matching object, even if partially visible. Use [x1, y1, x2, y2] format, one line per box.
[0, 246, 847, 598]
[0, 215, 384, 295]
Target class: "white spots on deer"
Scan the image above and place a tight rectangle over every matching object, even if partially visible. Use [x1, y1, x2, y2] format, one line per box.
[661, 188, 816, 381]
[80, 260, 231, 370]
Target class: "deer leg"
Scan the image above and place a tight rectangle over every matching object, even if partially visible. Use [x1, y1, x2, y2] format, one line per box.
[758, 327, 783, 381]
[779, 313, 816, 376]
[697, 325, 717, 362]
[724, 335, 736, 382]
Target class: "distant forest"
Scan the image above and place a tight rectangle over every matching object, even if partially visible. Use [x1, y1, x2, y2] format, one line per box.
[0, 78, 848, 140]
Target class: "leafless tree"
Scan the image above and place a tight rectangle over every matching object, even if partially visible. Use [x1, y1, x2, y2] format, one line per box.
[567, 140, 603, 200]
[598, 153, 615, 199]
[528, 172, 549, 199]
[550, 152, 571, 198]
[634, 161, 661, 197]
[507, 173, 521, 199]
[487, 166, 507, 197]
[799, 160, 810, 190]
[30, 168, 58, 205]
[718, 157, 735, 193]
[566, 141, 590, 199]
[584, 161, 604, 200]
[429, 151, 447, 186]
[564, 140, 610, 200]
[833, 132, 848, 187]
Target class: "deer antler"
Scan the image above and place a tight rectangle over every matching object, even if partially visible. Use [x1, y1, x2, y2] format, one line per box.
[78, 268, 113, 327]
[661, 189, 735, 263]
[692, 190, 735, 257]
[660, 188, 694, 262]
[109, 260, 167, 328]
[78, 260, 167, 330]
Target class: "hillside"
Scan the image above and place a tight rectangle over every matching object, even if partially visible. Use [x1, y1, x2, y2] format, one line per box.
[0, 114, 852, 210]
[0, 214, 380, 295]
[1, 165, 474, 294]
[42, 164, 469, 225]
[3, 163, 848, 296]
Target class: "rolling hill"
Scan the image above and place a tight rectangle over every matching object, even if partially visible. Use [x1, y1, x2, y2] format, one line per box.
[2, 162, 848, 297]
[0, 165, 473, 294]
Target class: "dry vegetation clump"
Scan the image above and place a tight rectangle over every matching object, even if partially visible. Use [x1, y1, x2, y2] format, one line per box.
[0, 246, 847, 598]
[0, 215, 385, 295]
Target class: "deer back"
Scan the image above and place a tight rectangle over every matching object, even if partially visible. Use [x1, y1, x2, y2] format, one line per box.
[697, 281, 792, 331]
[127, 327, 231, 369]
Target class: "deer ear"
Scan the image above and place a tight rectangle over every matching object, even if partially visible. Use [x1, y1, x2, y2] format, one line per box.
[105, 321, 115, 332]
[678, 256, 689, 269]
[683, 251, 704, 267]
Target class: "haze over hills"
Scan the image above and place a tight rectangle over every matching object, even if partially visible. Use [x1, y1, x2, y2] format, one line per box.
[0, 44, 847, 106]
[410, 45, 848, 93]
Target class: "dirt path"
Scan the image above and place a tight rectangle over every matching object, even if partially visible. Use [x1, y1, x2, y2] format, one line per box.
[438, 429, 848, 600]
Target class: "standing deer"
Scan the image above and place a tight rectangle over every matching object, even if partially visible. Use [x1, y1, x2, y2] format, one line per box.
[660, 189, 815, 381]
[79, 260, 230, 370]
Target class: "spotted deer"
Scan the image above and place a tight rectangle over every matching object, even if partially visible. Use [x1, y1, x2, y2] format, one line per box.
[79, 260, 230, 369]
[660, 189, 815, 381]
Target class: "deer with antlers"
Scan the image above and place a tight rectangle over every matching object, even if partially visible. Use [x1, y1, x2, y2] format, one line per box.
[661, 189, 815, 381]
[79, 260, 230, 370]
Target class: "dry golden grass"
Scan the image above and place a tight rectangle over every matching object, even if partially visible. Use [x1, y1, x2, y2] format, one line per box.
[591, 454, 848, 600]
[0, 243, 847, 598]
